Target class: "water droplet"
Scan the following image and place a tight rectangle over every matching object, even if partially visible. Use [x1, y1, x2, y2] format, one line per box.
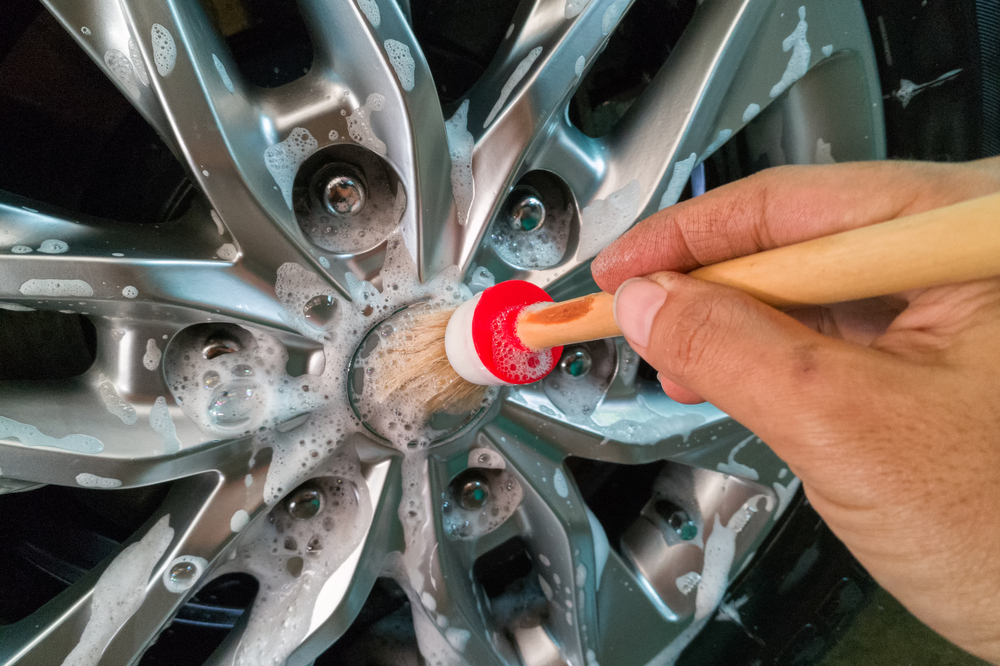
[170, 561, 198, 584]
[203, 371, 220, 389]
[208, 380, 260, 428]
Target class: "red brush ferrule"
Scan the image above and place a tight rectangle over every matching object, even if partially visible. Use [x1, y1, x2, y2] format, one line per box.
[471, 280, 563, 385]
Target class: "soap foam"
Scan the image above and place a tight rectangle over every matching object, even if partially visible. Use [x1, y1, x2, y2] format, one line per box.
[742, 103, 760, 123]
[98, 376, 138, 425]
[213, 54, 235, 93]
[577, 179, 641, 259]
[602, 0, 628, 35]
[129, 38, 149, 86]
[442, 468, 522, 539]
[150, 396, 181, 453]
[484, 47, 543, 128]
[490, 207, 569, 269]
[143, 338, 161, 370]
[658, 153, 696, 210]
[347, 93, 388, 155]
[359, 0, 381, 26]
[0, 302, 34, 311]
[769, 6, 810, 99]
[815, 137, 835, 164]
[565, 0, 591, 18]
[122, 286, 138, 298]
[150, 24, 177, 77]
[217, 243, 238, 261]
[20, 279, 93, 297]
[575, 55, 586, 77]
[0, 416, 104, 454]
[60, 515, 173, 666]
[76, 473, 123, 488]
[265, 127, 320, 209]
[385, 40, 415, 91]
[698, 129, 732, 164]
[715, 435, 759, 480]
[104, 49, 140, 100]
[445, 100, 475, 227]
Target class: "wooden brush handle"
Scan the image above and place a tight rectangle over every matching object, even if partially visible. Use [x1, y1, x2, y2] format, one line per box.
[517, 191, 1000, 349]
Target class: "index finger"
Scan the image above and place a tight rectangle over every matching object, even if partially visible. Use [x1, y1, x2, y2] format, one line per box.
[591, 160, 1000, 293]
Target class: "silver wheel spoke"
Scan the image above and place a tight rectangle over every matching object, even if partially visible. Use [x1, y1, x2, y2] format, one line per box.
[0, 472, 250, 666]
[527, 0, 884, 288]
[455, 0, 636, 274]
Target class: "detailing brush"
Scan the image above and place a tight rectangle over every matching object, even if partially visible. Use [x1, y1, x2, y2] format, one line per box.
[375, 191, 1000, 410]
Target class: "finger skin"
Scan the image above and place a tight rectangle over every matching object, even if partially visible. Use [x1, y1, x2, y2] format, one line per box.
[615, 271, 1000, 663]
[599, 158, 1000, 663]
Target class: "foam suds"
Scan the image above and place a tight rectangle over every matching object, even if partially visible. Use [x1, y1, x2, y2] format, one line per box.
[553, 468, 569, 497]
[445, 100, 475, 227]
[20, 279, 93, 297]
[385, 40, 415, 91]
[0, 416, 103, 454]
[772, 477, 800, 517]
[577, 179, 640, 259]
[75, 473, 123, 488]
[150, 397, 181, 453]
[160, 233, 534, 664]
[815, 138, 835, 164]
[230, 509, 250, 532]
[104, 49, 140, 100]
[565, 0, 591, 18]
[467, 266, 494, 293]
[602, 0, 628, 35]
[265, 127, 320, 209]
[675, 571, 701, 596]
[346, 93, 387, 155]
[468, 447, 504, 469]
[122, 286, 138, 299]
[694, 513, 736, 620]
[81, 27, 91, 35]
[715, 435, 759, 480]
[213, 54, 235, 93]
[359, 0, 381, 26]
[59, 515, 173, 666]
[742, 103, 760, 123]
[658, 153, 696, 210]
[822, 44, 833, 57]
[698, 129, 732, 164]
[769, 6, 810, 99]
[162, 555, 208, 593]
[143, 338, 161, 370]
[150, 24, 177, 77]
[575, 55, 586, 77]
[217, 243, 238, 261]
[129, 38, 149, 86]
[585, 507, 609, 588]
[11, 245, 32, 254]
[97, 376, 138, 425]
[484, 47, 543, 128]
[490, 206, 569, 269]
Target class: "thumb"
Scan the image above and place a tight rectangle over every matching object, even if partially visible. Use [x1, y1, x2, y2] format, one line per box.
[612, 272, 880, 441]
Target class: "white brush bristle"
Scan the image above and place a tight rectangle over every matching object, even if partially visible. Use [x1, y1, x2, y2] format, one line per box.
[366, 306, 488, 415]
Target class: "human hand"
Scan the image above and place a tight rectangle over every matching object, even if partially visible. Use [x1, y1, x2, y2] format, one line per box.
[591, 159, 1000, 664]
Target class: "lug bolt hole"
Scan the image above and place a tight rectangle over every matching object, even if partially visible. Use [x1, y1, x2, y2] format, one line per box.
[319, 165, 367, 217]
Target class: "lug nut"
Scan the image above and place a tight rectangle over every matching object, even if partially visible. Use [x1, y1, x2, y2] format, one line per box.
[507, 187, 545, 232]
[285, 483, 323, 520]
[559, 348, 592, 378]
[452, 470, 490, 510]
[320, 165, 366, 217]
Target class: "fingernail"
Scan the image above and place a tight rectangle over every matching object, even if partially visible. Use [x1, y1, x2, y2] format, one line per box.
[613, 278, 667, 348]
